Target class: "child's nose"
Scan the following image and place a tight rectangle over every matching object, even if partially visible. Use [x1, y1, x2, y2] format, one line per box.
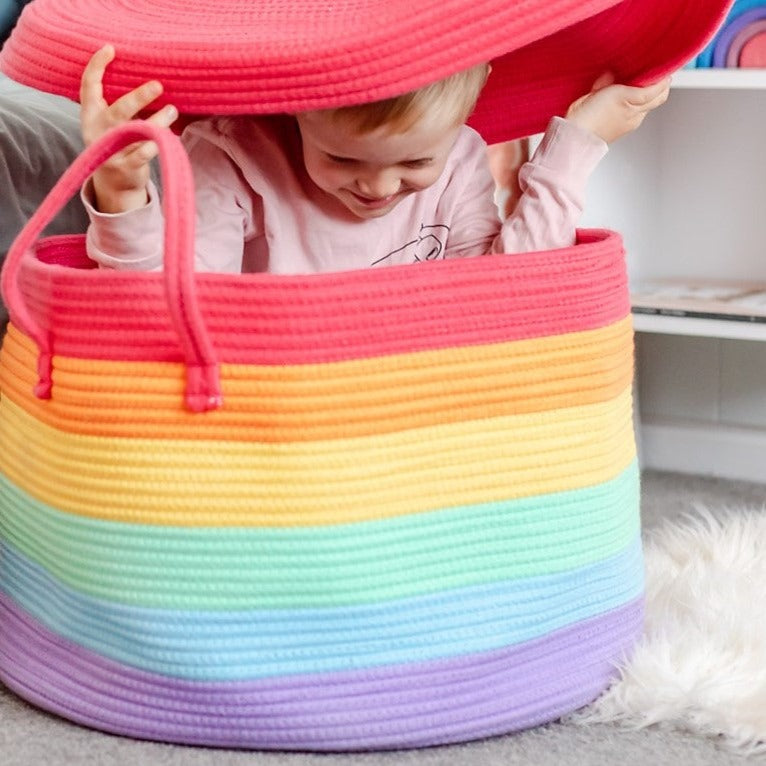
[356, 170, 400, 198]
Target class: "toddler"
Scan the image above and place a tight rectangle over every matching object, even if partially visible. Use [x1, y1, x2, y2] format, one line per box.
[80, 45, 669, 273]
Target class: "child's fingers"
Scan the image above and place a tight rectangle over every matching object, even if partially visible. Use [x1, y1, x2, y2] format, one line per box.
[79, 44, 114, 108]
[117, 106, 177, 164]
[625, 78, 671, 107]
[121, 140, 160, 166]
[145, 103, 178, 130]
[126, 106, 178, 159]
[642, 87, 670, 112]
[107, 79, 165, 123]
[643, 77, 671, 97]
[630, 86, 670, 115]
[591, 72, 615, 92]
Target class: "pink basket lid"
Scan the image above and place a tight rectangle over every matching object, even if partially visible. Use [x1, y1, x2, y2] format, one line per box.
[0, 0, 732, 143]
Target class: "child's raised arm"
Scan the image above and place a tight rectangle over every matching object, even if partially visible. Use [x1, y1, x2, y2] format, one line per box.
[79, 44, 178, 213]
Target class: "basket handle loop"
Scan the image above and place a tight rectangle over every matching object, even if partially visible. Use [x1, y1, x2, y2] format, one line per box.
[1, 120, 222, 412]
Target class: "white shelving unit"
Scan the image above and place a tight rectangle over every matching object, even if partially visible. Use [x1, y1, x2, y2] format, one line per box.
[672, 67, 766, 89]
[634, 69, 766, 341]
[580, 68, 766, 483]
[631, 312, 766, 341]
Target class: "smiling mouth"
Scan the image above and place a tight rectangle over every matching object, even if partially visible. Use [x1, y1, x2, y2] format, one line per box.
[349, 191, 399, 209]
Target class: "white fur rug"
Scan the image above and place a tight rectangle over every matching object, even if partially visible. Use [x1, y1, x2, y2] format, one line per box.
[571, 508, 766, 756]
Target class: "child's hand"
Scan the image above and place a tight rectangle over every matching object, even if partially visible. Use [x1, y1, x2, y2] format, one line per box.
[80, 44, 178, 213]
[565, 73, 671, 144]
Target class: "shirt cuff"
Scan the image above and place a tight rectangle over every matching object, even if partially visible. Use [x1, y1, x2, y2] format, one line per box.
[81, 179, 164, 270]
[80, 178, 158, 217]
[532, 116, 608, 179]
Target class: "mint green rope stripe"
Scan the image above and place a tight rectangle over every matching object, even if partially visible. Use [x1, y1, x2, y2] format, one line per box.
[0, 463, 640, 610]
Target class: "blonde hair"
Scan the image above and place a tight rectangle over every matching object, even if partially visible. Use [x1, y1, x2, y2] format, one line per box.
[321, 62, 490, 135]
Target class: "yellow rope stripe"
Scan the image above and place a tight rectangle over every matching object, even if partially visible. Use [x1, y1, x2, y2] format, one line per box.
[0, 389, 636, 526]
[0, 319, 633, 442]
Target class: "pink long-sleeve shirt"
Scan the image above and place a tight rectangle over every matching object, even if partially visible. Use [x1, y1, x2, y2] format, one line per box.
[83, 115, 607, 274]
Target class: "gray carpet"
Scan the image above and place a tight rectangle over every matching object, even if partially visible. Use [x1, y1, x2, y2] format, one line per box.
[2, 469, 766, 765]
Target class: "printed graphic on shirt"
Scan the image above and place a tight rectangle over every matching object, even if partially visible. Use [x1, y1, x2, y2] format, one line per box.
[371, 224, 450, 267]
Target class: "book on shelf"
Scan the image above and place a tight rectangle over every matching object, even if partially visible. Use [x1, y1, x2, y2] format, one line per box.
[630, 279, 766, 323]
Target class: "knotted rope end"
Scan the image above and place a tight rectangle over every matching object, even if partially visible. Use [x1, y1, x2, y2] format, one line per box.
[185, 363, 223, 413]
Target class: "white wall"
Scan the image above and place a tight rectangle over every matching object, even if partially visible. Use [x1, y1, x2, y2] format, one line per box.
[580, 88, 766, 484]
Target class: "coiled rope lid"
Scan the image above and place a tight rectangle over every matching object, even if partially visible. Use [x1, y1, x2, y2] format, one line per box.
[0, 0, 732, 142]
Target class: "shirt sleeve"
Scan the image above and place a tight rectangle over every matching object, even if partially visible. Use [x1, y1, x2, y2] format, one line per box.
[82, 124, 259, 273]
[82, 179, 165, 271]
[493, 116, 608, 254]
[183, 130, 257, 274]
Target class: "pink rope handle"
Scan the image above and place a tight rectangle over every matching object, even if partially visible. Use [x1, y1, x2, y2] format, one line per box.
[1, 121, 222, 412]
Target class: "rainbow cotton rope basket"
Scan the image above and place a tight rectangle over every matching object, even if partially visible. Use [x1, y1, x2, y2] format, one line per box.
[0, 120, 640, 751]
[0, 0, 733, 752]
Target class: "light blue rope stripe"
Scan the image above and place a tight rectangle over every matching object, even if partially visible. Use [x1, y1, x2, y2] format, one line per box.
[0, 536, 644, 681]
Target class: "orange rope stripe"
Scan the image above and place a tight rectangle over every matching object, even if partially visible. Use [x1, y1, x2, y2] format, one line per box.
[0, 319, 633, 442]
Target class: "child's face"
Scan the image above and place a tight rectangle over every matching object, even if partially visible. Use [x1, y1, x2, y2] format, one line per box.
[296, 110, 462, 219]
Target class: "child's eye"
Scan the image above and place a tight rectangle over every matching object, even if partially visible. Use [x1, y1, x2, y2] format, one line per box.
[327, 154, 356, 164]
[402, 158, 433, 169]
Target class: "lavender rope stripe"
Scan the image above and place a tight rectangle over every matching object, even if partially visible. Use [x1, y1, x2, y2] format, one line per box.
[0, 592, 643, 750]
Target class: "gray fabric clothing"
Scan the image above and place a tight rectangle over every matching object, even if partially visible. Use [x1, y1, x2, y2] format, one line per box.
[0, 74, 88, 329]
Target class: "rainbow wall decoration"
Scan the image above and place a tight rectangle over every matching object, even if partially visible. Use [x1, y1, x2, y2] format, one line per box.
[692, 0, 766, 66]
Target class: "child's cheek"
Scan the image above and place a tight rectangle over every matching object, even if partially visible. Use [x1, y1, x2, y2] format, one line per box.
[307, 158, 340, 192]
[407, 167, 441, 191]
[325, 165, 352, 189]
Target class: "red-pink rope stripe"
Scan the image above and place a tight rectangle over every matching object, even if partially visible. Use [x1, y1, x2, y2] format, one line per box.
[16, 229, 629, 366]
